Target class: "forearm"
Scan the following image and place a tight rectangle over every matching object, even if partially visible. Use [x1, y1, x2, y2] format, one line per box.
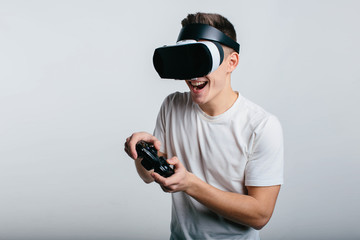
[185, 173, 270, 230]
[150, 157, 280, 229]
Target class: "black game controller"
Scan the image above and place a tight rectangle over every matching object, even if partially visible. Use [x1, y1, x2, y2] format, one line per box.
[136, 141, 174, 178]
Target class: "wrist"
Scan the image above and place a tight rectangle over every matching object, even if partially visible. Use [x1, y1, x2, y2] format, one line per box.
[184, 172, 200, 195]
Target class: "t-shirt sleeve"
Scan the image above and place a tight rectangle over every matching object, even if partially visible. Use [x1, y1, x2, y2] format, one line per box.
[153, 96, 169, 154]
[245, 115, 284, 186]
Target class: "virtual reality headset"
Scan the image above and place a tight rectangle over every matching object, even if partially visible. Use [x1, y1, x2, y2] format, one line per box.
[153, 23, 240, 80]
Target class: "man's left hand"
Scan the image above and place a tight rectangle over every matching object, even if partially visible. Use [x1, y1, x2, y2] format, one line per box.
[151, 156, 193, 193]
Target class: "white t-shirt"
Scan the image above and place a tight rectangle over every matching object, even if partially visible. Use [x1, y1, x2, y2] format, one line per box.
[153, 91, 284, 240]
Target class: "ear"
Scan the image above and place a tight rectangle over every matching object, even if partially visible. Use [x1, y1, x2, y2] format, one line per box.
[227, 52, 239, 73]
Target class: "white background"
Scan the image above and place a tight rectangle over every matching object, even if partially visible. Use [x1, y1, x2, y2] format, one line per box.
[1, 1, 359, 239]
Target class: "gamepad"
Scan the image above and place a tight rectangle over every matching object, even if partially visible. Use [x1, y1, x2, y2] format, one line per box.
[136, 141, 174, 178]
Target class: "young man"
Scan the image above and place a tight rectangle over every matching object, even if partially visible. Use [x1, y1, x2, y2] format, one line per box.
[125, 13, 284, 240]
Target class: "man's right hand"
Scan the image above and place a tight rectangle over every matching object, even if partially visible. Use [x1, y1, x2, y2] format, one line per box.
[124, 132, 162, 160]
[124, 132, 163, 183]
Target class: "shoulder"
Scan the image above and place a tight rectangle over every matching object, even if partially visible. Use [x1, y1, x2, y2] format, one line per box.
[238, 95, 282, 133]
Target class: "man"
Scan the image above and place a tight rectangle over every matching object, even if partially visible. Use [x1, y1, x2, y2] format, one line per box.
[125, 12, 284, 240]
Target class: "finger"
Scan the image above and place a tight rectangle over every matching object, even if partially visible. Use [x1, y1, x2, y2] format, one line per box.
[166, 156, 179, 165]
[138, 135, 161, 151]
[152, 171, 179, 190]
[127, 134, 152, 159]
[167, 157, 184, 173]
[160, 185, 172, 193]
[151, 172, 165, 184]
[124, 142, 130, 155]
[124, 145, 128, 155]
[127, 133, 161, 159]
[153, 139, 162, 151]
[124, 140, 135, 159]
[127, 135, 139, 159]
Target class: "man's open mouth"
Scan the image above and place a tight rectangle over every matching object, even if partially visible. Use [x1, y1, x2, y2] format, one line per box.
[188, 80, 208, 90]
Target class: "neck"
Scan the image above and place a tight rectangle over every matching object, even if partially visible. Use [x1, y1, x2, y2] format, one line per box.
[199, 85, 238, 117]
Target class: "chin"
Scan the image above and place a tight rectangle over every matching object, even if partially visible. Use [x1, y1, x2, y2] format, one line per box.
[190, 92, 208, 105]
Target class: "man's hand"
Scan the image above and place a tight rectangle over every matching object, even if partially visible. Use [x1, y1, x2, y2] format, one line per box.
[151, 156, 194, 193]
[124, 132, 162, 160]
[124, 132, 163, 183]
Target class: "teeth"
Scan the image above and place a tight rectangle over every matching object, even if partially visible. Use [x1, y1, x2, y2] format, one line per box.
[191, 81, 206, 86]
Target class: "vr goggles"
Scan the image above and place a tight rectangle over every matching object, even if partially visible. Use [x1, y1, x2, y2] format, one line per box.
[153, 23, 240, 80]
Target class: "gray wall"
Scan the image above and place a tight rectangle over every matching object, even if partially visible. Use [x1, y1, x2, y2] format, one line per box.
[1, 1, 359, 239]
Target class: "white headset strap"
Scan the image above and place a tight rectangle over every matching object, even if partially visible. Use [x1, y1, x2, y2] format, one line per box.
[199, 41, 221, 74]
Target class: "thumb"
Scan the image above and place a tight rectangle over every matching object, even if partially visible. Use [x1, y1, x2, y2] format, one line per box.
[167, 156, 180, 166]
[153, 140, 162, 151]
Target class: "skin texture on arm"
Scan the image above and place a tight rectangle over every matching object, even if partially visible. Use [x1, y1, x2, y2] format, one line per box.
[185, 175, 280, 230]
[151, 157, 280, 230]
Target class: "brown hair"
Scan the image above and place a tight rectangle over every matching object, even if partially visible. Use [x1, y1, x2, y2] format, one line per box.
[181, 12, 237, 42]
